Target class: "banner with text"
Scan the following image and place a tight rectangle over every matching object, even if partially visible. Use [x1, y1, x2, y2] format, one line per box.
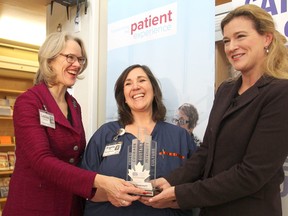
[106, 0, 215, 139]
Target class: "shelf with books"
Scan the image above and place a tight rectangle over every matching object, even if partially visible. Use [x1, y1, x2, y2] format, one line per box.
[0, 39, 38, 211]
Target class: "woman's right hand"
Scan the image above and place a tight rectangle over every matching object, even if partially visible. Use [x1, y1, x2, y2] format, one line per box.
[93, 174, 146, 207]
[151, 177, 171, 191]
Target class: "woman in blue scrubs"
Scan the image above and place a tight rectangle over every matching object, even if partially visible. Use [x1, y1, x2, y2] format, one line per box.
[81, 64, 197, 216]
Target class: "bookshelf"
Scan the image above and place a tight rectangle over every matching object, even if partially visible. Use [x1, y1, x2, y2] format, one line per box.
[0, 38, 38, 211]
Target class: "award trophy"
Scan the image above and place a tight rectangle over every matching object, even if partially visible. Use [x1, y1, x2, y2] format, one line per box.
[127, 128, 157, 196]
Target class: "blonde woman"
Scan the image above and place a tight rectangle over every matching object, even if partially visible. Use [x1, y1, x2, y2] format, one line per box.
[145, 5, 288, 216]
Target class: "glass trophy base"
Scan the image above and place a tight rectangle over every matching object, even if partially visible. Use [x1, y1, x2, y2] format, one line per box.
[129, 181, 161, 196]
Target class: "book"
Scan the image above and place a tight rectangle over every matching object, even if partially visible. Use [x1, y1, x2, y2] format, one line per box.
[0, 177, 10, 197]
[7, 151, 15, 170]
[0, 106, 12, 116]
[0, 136, 12, 145]
[0, 153, 9, 170]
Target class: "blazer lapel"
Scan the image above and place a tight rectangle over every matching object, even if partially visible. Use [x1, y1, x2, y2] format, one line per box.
[33, 83, 80, 132]
[204, 76, 273, 178]
[211, 77, 242, 130]
[222, 76, 272, 120]
[46, 90, 73, 129]
[65, 92, 82, 134]
[203, 79, 240, 178]
[222, 87, 258, 119]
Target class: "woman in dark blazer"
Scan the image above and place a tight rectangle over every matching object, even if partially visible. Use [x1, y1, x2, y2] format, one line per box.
[144, 4, 288, 216]
[3, 32, 144, 216]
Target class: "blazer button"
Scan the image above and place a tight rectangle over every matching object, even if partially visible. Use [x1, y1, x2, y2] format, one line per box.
[69, 158, 75, 164]
[73, 145, 79, 151]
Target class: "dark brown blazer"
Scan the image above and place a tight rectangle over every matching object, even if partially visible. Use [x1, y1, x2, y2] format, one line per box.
[3, 83, 96, 216]
[166, 76, 288, 216]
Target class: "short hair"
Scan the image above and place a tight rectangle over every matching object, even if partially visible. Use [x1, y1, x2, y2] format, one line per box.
[34, 32, 88, 86]
[221, 4, 288, 79]
[178, 103, 198, 129]
[114, 64, 166, 126]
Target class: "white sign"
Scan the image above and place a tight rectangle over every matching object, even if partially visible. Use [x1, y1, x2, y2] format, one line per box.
[108, 3, 177, 50]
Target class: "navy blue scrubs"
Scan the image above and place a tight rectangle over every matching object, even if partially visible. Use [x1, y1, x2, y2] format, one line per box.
[81, 121, 197, 216]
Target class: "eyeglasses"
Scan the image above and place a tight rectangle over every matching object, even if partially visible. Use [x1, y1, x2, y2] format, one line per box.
[59, 53, 86, 65]
[172, 118, 190, 125]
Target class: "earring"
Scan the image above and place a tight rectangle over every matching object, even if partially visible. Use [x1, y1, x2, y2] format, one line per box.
[264, 46, 269, 54]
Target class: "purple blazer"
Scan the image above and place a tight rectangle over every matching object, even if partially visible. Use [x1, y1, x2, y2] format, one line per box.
[3, 83, 96, 216]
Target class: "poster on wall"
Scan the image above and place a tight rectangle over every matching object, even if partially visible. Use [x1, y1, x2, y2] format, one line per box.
[106, 0, 215, 140]
[232, 0, 288, 215]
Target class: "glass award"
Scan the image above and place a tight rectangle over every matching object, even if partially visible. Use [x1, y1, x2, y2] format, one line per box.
[127, 128, 157, 196]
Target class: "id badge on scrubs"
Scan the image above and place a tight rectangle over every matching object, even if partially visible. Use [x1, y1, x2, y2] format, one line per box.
[39, 109, 55, 129]
[103, 141, 122, 157]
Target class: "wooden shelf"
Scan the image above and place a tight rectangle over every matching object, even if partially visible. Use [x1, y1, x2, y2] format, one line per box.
[0, 197, 7, 203]
[0, 38, 39, 74]
[0, 88, 24, 94]
[0, 144, 15, 147]
[0, 116, 12, 120]
[0, 170, 13, 175]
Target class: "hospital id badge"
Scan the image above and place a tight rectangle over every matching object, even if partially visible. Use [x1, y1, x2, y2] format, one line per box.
[103, 141, 122, 157]
[39, 109, 55, 129]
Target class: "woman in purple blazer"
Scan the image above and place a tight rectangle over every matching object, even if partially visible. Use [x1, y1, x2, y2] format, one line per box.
[3, 32, 144, 216]
[144, 4, 288, 216]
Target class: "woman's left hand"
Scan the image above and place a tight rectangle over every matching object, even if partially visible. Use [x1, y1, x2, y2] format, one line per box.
[140, 186, 179, 209]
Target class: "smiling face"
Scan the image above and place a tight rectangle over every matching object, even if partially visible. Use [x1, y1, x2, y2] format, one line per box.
[223, 16, 272, 76]
[49, 40, 83, 88]
[123, 67, 154, 115]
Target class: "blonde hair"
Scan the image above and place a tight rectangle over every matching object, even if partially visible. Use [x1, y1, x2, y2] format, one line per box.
[221, 4, 288, 79]
[34, 32, 88, 85]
